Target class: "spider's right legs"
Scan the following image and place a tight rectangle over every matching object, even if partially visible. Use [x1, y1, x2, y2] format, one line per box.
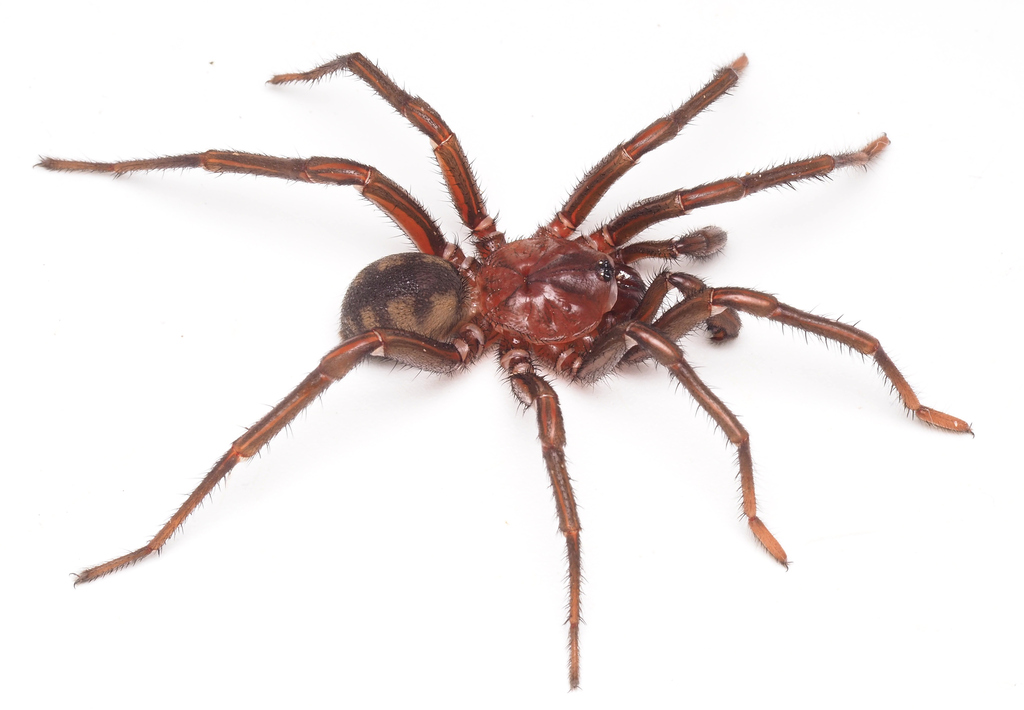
[594, 136, 890, 249]
[74, 329, 471, 585]
[502, 347, 583, 689]
[37, 152, 455, 259]
[541, 56, 747, 239]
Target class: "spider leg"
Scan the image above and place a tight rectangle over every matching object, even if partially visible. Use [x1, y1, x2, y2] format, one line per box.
[703, 285, 971, 432]
[542, 56, 747, 238]
[579, 322, 789, 565]
[502, 347, 583, 689]
[644, 278, 972, 433]
[590, 136, 890, 249]
[74, 329, 470, 585]
[268, 54, 502, 253]
[38, 152, 457, 259]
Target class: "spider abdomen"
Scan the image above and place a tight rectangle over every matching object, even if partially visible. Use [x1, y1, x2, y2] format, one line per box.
[340, 252, 467, 341]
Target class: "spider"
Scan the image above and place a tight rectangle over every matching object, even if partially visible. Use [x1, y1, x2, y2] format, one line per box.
[40, 53, 971, 689]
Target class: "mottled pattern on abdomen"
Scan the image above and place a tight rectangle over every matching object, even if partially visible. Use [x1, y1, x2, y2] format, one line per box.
[340, 252, 467, 341]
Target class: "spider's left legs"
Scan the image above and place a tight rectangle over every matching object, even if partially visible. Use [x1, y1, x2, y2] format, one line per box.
[577, 323, 788, 565]
[269, 54, 501, 252]
[502, 347, 583, 689]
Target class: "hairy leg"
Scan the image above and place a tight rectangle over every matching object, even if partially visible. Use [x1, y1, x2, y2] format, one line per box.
[75, 329, 470, 584]
[38, 152, 456, 258]
[591, 136, 889, 249]
[541, 56, 748, 239]
[269, 53, 502, 253]
[502, 346, 583, 688]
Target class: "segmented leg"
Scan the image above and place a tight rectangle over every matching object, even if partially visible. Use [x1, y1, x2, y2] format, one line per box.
[268, 53, 502, 253]
[502, 347, 583, 689]
[579, 322, 788, 564]
[591, 136, 890, 249]
[708, 285, 971, 432]
[653, 276, 972, 433]
[542, 56, 748, 239]
[74, 329, 470, 585]
[38, 152, 453, 258]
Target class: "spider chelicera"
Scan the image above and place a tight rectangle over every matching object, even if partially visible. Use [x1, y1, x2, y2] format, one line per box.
[40, 53, 971, 689]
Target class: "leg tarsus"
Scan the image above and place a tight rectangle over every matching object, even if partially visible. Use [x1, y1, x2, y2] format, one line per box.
[916, 406, 974, 435]
[74, 546, 159, 585]
[565, 530, 582, 690]
[749, 517, 788, 568]
[835, 134, 889, 168]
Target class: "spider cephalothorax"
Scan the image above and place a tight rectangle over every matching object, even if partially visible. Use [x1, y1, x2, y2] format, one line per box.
[478, 236, 617, 344]
[39, 52, 971, 689]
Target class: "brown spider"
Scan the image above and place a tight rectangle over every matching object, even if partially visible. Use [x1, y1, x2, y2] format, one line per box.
[40, 53, 971, 689]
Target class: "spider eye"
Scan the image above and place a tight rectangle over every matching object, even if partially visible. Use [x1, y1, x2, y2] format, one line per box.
[596, 259, 613, 282]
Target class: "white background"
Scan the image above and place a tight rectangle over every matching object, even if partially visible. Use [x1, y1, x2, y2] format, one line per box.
[3, 1, 1020, 707]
